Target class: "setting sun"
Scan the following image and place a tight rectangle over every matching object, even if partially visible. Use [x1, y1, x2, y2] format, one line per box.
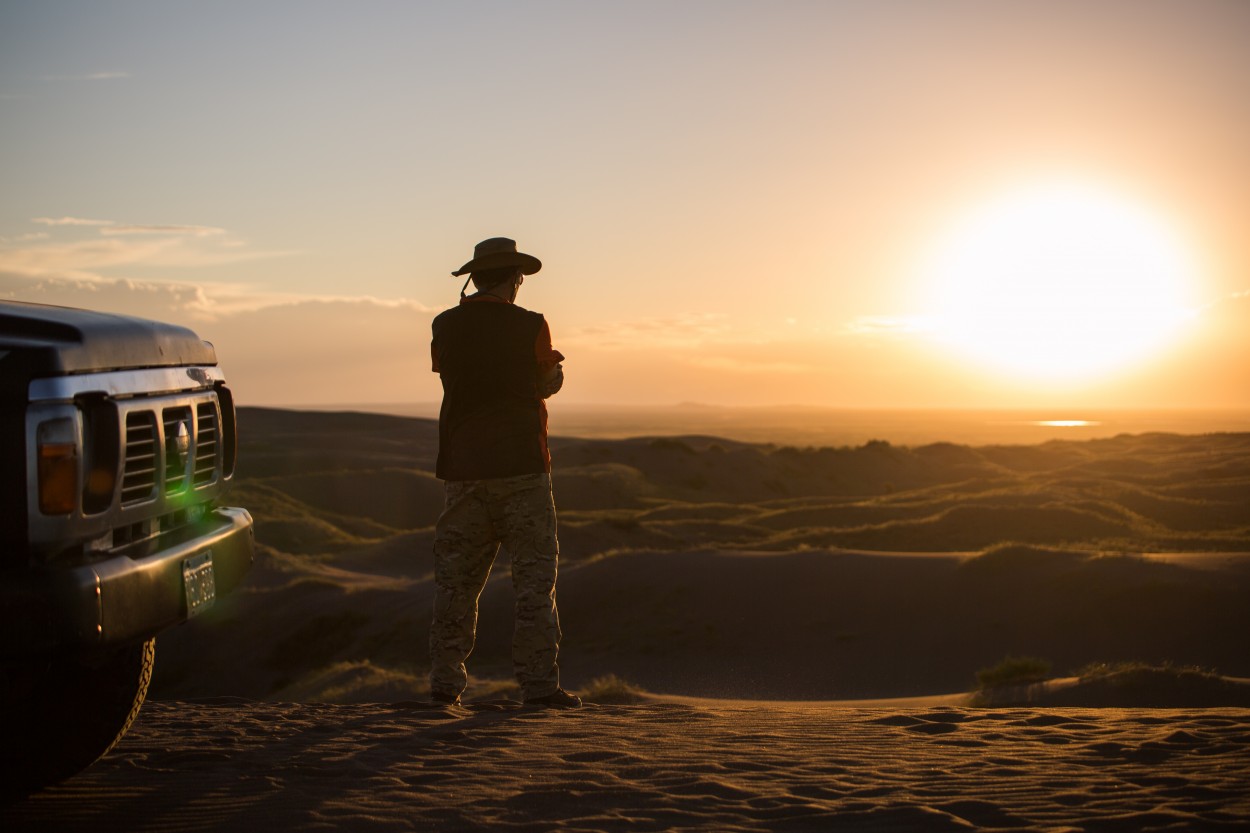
[920, 182, 1201, 380]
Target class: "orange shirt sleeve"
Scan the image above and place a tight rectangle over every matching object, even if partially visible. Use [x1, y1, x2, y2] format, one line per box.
[535, 317, 564, 372]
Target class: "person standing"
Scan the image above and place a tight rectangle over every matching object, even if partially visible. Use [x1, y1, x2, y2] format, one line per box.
[427, 237, 579, 708]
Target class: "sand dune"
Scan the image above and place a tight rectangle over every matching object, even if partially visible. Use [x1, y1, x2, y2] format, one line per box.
[5, 700, 1249, 831]
[145, 410, 1250, 705]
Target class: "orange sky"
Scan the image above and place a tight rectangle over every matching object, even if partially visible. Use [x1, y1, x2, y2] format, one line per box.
[2, 1, 1248, 410]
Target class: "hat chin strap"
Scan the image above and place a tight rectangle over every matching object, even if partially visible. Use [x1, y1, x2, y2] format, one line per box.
[458, 273, 520, 301]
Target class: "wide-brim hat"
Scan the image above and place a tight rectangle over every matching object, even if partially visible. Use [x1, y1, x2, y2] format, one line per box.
[451, 237, 542, 277]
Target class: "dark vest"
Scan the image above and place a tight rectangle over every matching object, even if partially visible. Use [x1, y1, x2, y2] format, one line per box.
[432, 301, 549, 481]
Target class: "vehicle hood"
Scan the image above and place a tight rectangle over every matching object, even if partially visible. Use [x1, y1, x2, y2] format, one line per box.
[0, 300, 217, 379]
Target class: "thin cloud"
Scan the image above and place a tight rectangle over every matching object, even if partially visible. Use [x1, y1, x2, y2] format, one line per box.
[0, 270, 438, 322]
[2, 221, 298, 278]
[0, 237, 175, 276]
[39, 71, 130, 82]
[1, 271, 217, 320]
[102, 224, 226, 237]
[565, 312, 730, 349]
[32, 216, 115, 227]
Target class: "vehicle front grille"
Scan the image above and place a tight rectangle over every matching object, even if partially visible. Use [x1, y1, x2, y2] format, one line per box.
[25, 376, 237, 556]
[119, 392, 222, 506]
[121, 412, 158, 504]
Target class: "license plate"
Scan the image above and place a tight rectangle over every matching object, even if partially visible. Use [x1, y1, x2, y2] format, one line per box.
[182, 551, 216, 618]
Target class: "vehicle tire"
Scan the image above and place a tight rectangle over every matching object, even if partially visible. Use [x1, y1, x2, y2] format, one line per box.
[1, 638, 155, 800]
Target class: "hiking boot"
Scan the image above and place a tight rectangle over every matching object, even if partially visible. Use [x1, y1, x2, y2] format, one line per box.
[430, 691, 461, 706]
[524, 688, 582, 708]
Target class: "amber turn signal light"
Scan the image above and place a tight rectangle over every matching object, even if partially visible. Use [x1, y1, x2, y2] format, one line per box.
[37, 417, 79, 515]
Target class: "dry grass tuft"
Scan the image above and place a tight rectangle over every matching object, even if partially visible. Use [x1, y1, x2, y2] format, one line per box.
[581, 673, 648, 704]
[975, 655, 1053, 690]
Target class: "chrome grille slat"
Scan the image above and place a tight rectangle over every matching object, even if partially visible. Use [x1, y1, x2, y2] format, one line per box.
[194, 402, 218, 485]
[121, 412, 157, 503]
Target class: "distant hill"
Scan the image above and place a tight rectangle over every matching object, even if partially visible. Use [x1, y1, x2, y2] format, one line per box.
[235, 407, 1250, 554]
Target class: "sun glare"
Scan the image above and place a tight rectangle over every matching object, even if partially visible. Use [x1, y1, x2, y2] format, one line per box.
[920, 181, 1199, 380]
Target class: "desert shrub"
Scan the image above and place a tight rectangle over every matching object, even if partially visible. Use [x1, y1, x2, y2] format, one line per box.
[1076, 660, 1217, 683]
[975, 655, 1052, 690]
[1051, 661, 1247, 707]
[649, 437, 695, 454]
[581, 673, 647, 704]
[275, 660, 424, 703]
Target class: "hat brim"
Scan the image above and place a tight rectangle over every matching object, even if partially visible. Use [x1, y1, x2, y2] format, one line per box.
[451, 251, 542, 277]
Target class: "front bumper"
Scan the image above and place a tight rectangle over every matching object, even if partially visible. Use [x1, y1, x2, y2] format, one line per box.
[1, 507, 253, 657]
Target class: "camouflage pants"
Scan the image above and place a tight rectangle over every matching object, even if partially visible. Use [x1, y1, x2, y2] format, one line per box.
[429, 472, 562, 700]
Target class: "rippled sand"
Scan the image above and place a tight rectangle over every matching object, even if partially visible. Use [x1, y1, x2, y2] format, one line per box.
[5, 700, 1249, 831]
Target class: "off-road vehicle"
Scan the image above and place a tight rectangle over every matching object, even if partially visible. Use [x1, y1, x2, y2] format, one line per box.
[0, 300, 253, 796]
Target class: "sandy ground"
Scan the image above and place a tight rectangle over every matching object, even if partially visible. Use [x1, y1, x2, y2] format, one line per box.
[10, 417, 1248, 828]
[5, 700, 1250, 832]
